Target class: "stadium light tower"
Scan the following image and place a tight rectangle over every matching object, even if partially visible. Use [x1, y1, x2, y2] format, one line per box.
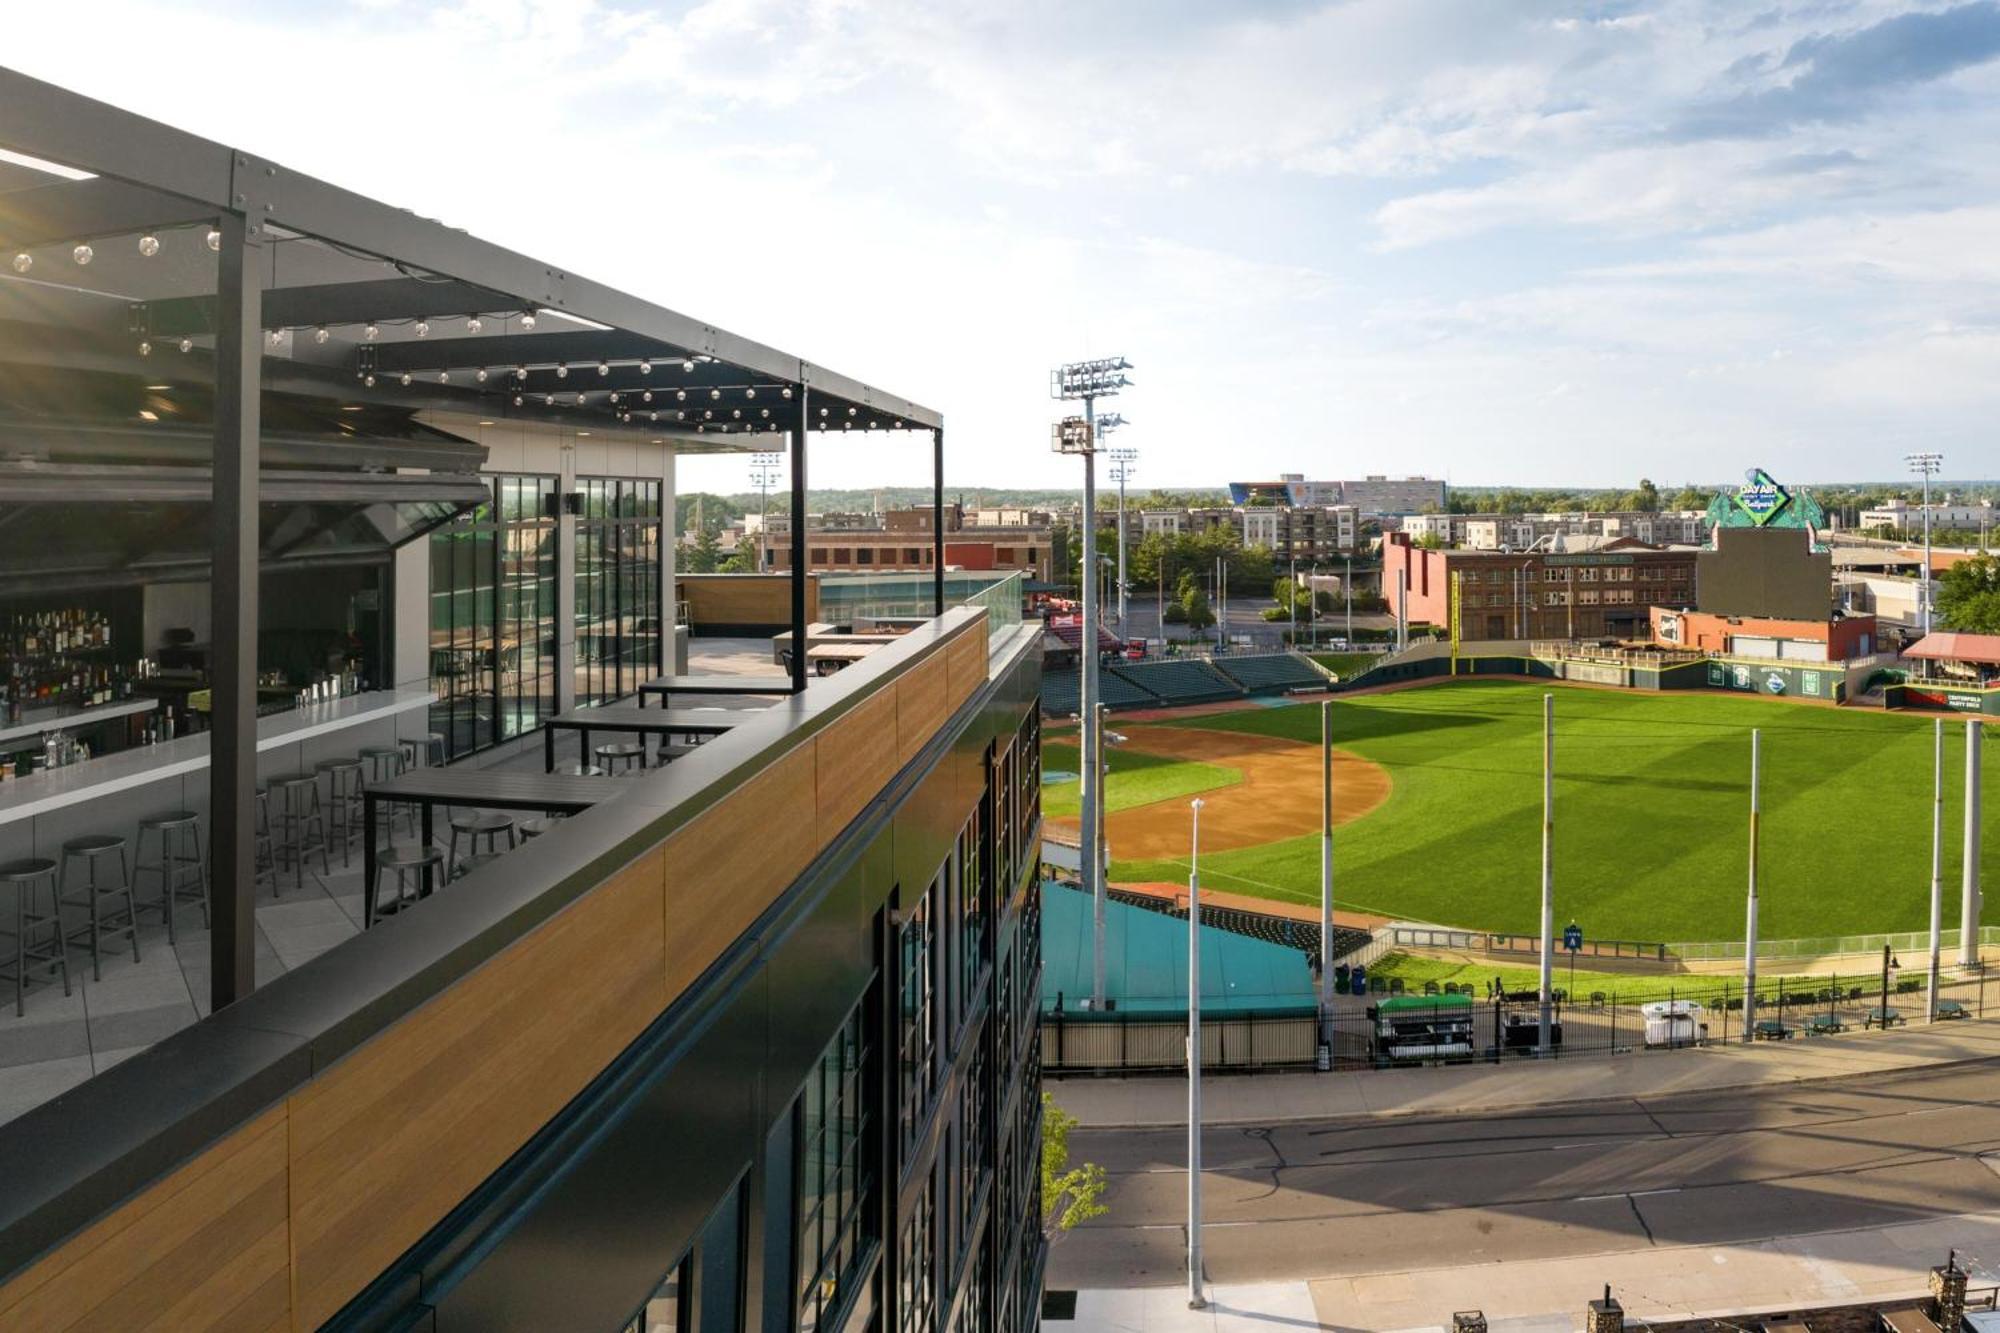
[1104, 428, 1137, 629]
[748, 451, 784, 571]
[1053, 358, 1132, 1011]
[1907, 452, 1943, 635]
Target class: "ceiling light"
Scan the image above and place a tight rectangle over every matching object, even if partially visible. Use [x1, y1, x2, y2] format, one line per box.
[9, 253, 29, 274]
[138, 340, 152, 356]
[71, 244, 93, 266]
[466, 316, 484, 335]
[414, 319, 430, 338]
[314, 326, 330, 344]
[364, 323, 379, 341]
[205, 229, 221, 252]
[520, 312, 537, 331]
[137, 235, 160, 258]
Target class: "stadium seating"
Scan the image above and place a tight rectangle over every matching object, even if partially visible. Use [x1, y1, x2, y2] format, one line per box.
[1211, 652, 1330, 695]
[1041, 668, 1158, 717]
[1109, 658, 1240, 706]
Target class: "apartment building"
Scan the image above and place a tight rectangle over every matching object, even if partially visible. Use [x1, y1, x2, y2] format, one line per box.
[761, 504, 1055, 580]
[1230, 473, 1448, 517]
[1404, 510, 1709, 549]
[1381, 533, 1699, 639]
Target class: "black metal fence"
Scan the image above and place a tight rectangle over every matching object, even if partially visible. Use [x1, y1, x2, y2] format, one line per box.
[1042, 1006, 1319, 1074]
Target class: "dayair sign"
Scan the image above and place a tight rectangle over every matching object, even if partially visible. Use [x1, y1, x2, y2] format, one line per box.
[1733, 468, 1791, 526]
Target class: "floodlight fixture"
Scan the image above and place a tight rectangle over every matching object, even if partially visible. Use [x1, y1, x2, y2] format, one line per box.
[1053, 415, 1094, 455]
[1051, 356, 1133, 400]
[1095, 412, 1129, 439]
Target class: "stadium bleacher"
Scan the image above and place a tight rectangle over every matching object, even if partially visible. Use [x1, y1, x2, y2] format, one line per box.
[1041, 668, 1158, 717]
[1211, 652, 1330, 696]
[1108, 658, 1240, 706]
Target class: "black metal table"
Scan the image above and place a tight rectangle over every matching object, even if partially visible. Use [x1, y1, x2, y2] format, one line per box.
[636, 674, 794, 707]
[363, 769, 625, 927]
[542, 705, 743, 772]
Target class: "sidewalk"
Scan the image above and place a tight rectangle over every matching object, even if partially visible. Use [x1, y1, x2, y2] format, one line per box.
[1052, 1015, 2000, 1128]
[1057, 1209, 2000, 1330]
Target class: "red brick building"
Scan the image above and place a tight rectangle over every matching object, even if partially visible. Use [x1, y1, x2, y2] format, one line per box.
[1381, 533, 1698, 640]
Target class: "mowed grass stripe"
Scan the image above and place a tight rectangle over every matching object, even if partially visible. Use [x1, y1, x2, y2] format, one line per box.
[1104, 680, 1996, 941]
[1040, 741, 1241, 819]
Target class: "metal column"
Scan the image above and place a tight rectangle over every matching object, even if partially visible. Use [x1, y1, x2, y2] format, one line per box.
[209, 211, 261, 1011]
[1537, 693, 1554, 1056]
[1186, 798, 1206, 1311]
[789, 391, 809, 695]
[1082, 400, 1103, 1006]
[932, 427, 946, 616]
[1929, 718, 1944, 1020]
[1744, 729, 1761, 1043]
[1963, 720, 1983, 970]
[1319, 700, 1334, 1013]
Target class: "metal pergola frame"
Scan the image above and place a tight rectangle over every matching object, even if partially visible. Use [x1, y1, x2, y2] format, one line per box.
[0, 66, 948, 1010]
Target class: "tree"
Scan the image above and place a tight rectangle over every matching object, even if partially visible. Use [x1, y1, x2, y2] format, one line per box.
[682, 528, 722, 574]
[1669, 484, 1709, 511]
[1414, 532, 1447, 551]
[1041, 1094, 1107, 1241]
[1626, 478, 1661, 513]
[717, 547, 755, 574]
[1181, 585, 1216, 633]
[1938, 554, 2000, 634]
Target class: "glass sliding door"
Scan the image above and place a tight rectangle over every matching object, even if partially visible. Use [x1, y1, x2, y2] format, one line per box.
[575, 477, 662, 706]
[428, 474, 559, 761]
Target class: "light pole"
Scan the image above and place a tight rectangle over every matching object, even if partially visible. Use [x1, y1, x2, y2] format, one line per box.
[1538, 692, 1554, 1056]
[1320, 701, 1334, 1016]
[1344, 554, 1353, 646]
[1187, 796, 1206, 1311]
[748, 451, 784, 571]
[1882, 945, 1901, 1022]
[1104, 426, 1134, 629]
[1907, 452, 1942, 635]
[1963, 718, 1983, 972]
[1744, 729, 1760, 1044]
[1053, 357, 1132, 1010]
[1929, 717, 1944, 1022]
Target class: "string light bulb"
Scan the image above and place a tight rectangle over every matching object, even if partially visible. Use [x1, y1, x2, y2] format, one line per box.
[515, 366, 527, 380]
[682, 359, 695, 372]
[513, 394, 524, 407]
[414, 319, 430, 338]
[476, 367, 489, 382]
[205, 229, 221, 252]
[575, 392, 587, 406]
[267, 329, 285, 346]
[137, 235, 160, 258]
[519, 312, 537, 331]
[438, 370, 450, 384]
[72, 244, 93, 266]
[399, 372, 412, 386]
[314, 326, 330, 344]
[9, 253, 28, 274]
[179, 337, 194, 354]
[639, 360, 652, 374]
[597, 361, 609, 376]
[782, 387, 793, 400]
[556, 363, 569, 379]
[466, 316, 483, 335]
[676, 389, 687, 402]
[745, 387, 756, 399]
[138, 340, 152, 356]
[709, 388, 721, 401]
[364, 323, 379, 341]
[364, 373, 376, 387]
[642, 391, 652, 402]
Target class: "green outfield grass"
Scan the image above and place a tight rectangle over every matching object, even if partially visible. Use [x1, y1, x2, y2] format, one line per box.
[1309, 652, 1381, 680]
[1106, 679, 2000, 942]
[1362, 953, 1841, 1006]
[1040, 741, 1241, 819]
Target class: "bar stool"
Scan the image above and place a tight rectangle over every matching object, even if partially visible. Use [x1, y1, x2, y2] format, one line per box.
[60, 835, 139, 982]
[400, 732, 449, 771]
[519, 816, 561, 840]
[371, 846, 444, 925]
[452, 852, 503, 882]
[271, 774, 331, 890]
[134, 810, 208, 945]
[553, 763, 606, 777]
[315, 757, 366, 867]
[0, 858, 69, 1018]
[253, 788, 277, 894]
[594, 741, 647, 774]
[447, 812, 516, 877]
[360, 745, 414, 839]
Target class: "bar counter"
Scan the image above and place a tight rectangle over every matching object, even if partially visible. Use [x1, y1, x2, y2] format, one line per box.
[0, 688, 435, 847]
[0, 696, 159, 750]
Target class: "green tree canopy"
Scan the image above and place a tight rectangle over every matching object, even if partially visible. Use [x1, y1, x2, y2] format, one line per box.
[1938, 554, 2000, 634]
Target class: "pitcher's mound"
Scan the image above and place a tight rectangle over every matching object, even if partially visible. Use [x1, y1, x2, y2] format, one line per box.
[1047, 724, 1391, 861]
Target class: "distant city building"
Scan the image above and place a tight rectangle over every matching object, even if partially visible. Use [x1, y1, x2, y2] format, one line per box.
[1229, 472, 1447, 517]
[1403, 510, 1708, 549]
[1858, 497, 1995, 533]
[759, 503, 1053, 579]
[1110, 503, 1360, 560]
[1382, 532, 1698, 640]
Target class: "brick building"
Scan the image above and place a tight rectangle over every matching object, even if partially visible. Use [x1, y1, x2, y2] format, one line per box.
[760, 503, 1054, 579]
[1381, 533, 1698, 639]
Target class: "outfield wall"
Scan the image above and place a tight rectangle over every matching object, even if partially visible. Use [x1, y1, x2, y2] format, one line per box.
[1334, 645, 1852, 703]
[1885, 680, 2000, 716]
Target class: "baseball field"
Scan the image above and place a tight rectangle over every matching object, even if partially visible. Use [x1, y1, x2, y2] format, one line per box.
[1044, 679, 2000, 943]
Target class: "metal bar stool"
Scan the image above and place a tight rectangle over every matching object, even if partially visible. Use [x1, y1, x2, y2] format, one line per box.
[253, 788, 277, 895]
[447, 812, 516, 879]
[553, 763, 606, 777]
[0, 858, 69, 1018]
[452, 852, 503, 882]
[271, 774, 331, 890]
[594, 741, 647, 774]
[400, 732, 449, 772]
[315, 758, 366, 868]
[60, 835, 138, 982]
[359, 745, 413, 839]
[371, 846, 444, 926]
[134, 810, 208, 945]
[519, 816, 561, 840]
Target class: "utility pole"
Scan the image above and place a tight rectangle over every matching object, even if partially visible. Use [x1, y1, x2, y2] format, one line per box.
[1908, 452, 1942, 635]
[1344, 554, 1353, 646]
[1744, 729, 1761, 1043]
[748, 451, 783, 572]
[1053, 358, 1132, 1009]
[1538, 693, 1554, 1056]
[1187, 797, 1206, 1311]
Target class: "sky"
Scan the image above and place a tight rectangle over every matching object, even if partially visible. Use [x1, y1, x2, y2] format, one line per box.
[10, 0, 2000, 493]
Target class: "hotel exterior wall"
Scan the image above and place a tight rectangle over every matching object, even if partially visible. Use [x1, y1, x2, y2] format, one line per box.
[0, 607, 1037, 1332]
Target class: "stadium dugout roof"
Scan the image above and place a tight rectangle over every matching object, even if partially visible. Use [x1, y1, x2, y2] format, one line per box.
[1905, 632, 2000, 666]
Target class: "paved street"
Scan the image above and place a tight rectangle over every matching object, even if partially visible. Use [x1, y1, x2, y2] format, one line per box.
[1052, 1059, 2000, 1307]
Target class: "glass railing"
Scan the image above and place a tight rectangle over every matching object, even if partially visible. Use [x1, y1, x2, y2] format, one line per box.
[963, 571, 1025, 634]
[818, 570, 1025, 627]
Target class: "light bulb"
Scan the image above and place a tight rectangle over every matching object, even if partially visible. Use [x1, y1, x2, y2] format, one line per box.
[682, 359, 695, 372]
[519, 312, 536, 331]
[894, 420, 903, 429]
[745, 387, 756, 399]
[545, 394, 556, 405]
[414, 320, 430, 338]
[438, 370, 450, 384]
[576, 393, 587, 406]
[760, 408, 769, 419]
[597, 361, 609, 376]
[364, 373, 376, 387]
[10, 253, 29, 273]
[513, 394, 523, 406]
[314, 326, 330, 344]
[137, 235, 160, 258]
[642, 391, 652, 403]
[732, 409, 742, 419]
[676, 411, 686, 421]
[676, 389, 687, 402]
[72, 244, 93, 266]
[709, 388, 721, 401]
[782, 387, 793, 399]
[205, 229, 221, 252]
[138, 340, 152, 356]
[556, 363, 569, 379]
[515, 366, 527, 380]
[703, 410, 713, 420]
[466, 316, 483, 335]
[476, 367, 489, 382]
[179, 337, 194, 354]
[400, 373, 412, 386]
[364, 323, 379, 341]
[847, 406, 857, 416]
[621, 412, 632, 423]
[609, 393, 620, 404]
[639, 360, 652, 375]
[649, 411, 658, 422]
[819, 406, 828, 417]
[268, 328, 285, 346]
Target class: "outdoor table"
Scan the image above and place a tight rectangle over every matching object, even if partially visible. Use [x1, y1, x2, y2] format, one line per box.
[1935, 999, 1970, 1020]
[362, 769, 625, 926]
[1752, 1019, 1794, 1040]
[1863, 1006, 1905, 1029]
[1806, 1014, 1845, 1035]
[543, 706, 743, 772]
[807, 643, 880, 675]
[636, 674, 794, 708]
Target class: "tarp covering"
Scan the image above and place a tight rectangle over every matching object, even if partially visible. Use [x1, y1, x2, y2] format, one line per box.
[1905, 632, 2000, 667]
[1040, 882, 1316, 1015]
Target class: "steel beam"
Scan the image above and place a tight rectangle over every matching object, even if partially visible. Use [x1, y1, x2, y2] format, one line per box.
[789, 390, 809, 695]
[933, 427, 946, 615]
[209, 211, 261, 1011]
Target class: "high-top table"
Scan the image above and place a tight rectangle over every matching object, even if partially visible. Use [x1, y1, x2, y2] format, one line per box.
[542, 706, 744, 773]
[362, 768, 625, 926]
[635, 674, 795, 708]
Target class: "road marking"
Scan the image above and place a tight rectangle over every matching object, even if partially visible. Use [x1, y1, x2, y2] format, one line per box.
[1630, 1188, 1682, 1197]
